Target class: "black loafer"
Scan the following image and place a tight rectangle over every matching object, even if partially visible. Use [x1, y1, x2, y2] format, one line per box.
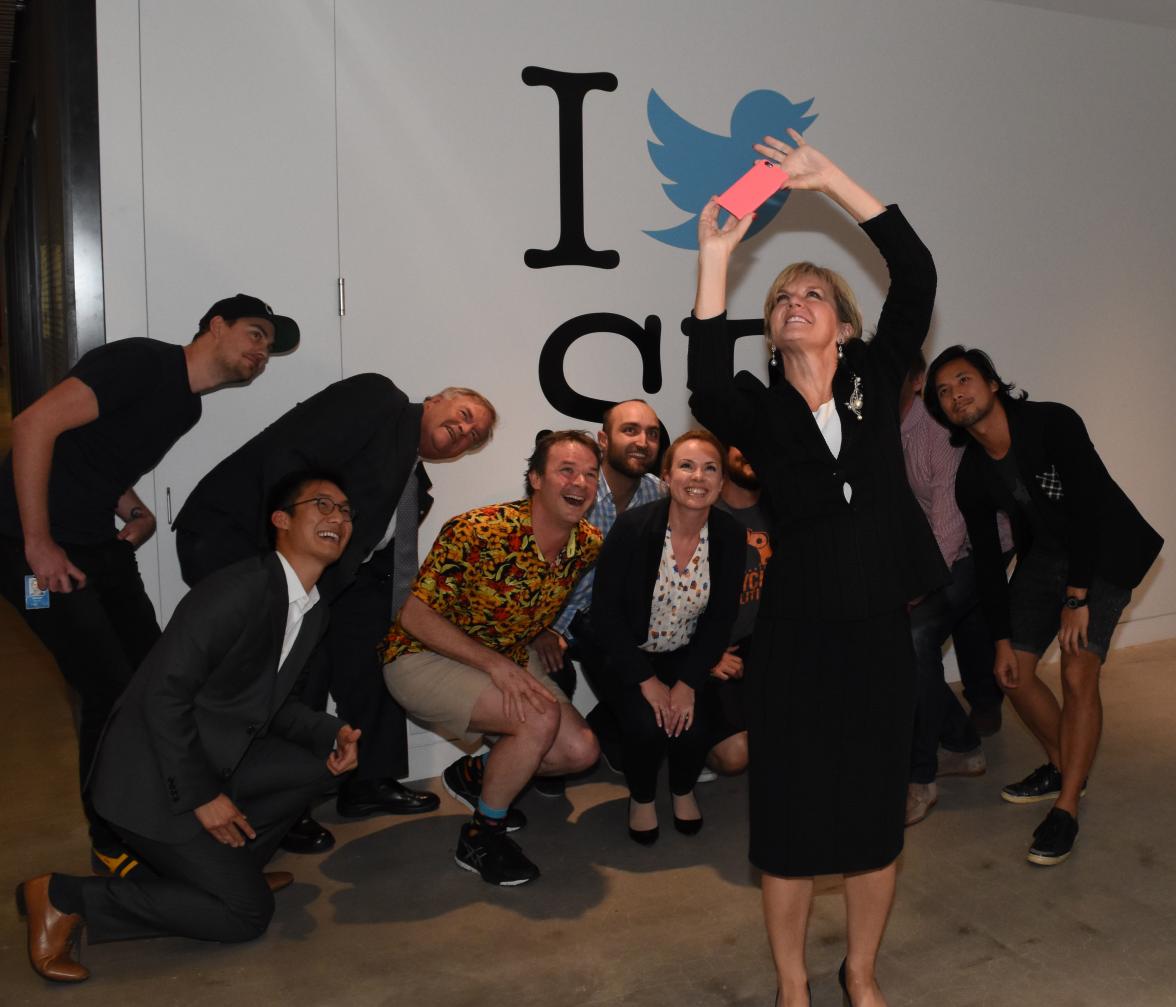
[337, 778, 441, 818]
[278, 814, 335, 854]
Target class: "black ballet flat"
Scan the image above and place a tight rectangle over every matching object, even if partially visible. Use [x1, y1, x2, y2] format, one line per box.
[673, 815, 704, 836]
[628, 825, 659, 846]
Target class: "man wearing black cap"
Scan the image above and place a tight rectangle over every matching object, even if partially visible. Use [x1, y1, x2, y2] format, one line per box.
[0, 293, 298, 875]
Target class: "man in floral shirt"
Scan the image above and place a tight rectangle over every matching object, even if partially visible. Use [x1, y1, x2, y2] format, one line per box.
[382, 431, 603, 885]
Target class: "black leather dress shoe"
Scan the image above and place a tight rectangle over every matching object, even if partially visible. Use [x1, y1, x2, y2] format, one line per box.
[337, 778, 441, 818]
[278, 814, 335, 854]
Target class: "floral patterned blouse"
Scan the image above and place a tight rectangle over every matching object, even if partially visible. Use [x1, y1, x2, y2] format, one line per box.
[640, 523, 712, 653]
[382, 499, 602, 666]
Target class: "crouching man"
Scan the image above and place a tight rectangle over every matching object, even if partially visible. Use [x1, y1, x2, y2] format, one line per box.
[18, 472, 360, 982]
[382, 431, 603, 886]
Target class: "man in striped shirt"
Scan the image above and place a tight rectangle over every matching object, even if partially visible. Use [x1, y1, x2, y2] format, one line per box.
[900, 352, 1007, 826]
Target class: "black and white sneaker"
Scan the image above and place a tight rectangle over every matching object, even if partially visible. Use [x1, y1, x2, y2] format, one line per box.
[441, 757, 526, 831]
[1027, 808, 1079, 865]
[1001, 763, 1087, 804]
[455, 824, 540, 886]
[442, 756, 481, 810]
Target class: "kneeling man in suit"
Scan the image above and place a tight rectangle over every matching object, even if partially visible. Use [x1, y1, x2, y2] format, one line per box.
[17, 471, 361, 983]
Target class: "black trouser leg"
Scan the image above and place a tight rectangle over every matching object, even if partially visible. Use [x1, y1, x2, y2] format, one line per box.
[604, 653, 712, 802]
[81, 737, 333, 943]
[0, 537, 160, 848]
[320, 573, 407, 781]
[950, 555, 1003, 714]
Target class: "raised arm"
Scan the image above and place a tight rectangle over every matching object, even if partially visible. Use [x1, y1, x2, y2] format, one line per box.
[755, 128, 885, 223]
[694, 199, 758, 320]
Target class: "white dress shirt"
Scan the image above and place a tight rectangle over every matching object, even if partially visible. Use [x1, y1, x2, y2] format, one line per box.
[276, 552, 321, 669]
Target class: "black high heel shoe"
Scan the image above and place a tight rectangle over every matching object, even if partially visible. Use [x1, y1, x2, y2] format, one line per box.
[628, 800, 658, 845]
[838, 959, 851, 1007]
[672, 791, 703, 835]
[628, 824, 659, 845]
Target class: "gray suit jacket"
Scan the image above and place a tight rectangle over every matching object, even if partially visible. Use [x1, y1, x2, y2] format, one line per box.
[89, 553, 340, 842]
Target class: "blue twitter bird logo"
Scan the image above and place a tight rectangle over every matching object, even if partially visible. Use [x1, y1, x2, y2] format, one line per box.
[645, 89, 818, 250]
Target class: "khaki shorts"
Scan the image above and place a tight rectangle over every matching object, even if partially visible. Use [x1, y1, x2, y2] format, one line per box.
[383, 648, 570, 746]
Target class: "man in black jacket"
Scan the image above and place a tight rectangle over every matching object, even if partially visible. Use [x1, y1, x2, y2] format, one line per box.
[927, 346, 1162, 866]
[17, 472, 361, 983]
[174, 376, 496, 850]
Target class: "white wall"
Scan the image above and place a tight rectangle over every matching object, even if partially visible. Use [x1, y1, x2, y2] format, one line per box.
[96, 0, 1176, 774]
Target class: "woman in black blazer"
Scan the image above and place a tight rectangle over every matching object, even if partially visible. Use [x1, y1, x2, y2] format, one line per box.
[688, 131, 943, 1006]
[590, 430, 744, 844]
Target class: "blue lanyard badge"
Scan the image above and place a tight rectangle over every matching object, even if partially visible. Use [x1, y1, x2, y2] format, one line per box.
[24, 575, 50, 610]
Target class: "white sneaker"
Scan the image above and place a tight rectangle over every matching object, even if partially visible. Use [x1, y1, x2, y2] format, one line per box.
[904, 782, 938, 826]
[936, 746, 986, 777]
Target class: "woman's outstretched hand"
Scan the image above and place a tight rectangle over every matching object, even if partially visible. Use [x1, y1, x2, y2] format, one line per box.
[697, 197, 757, 260]
[755, 128, 884, 223]
[754, 128, 837, 192]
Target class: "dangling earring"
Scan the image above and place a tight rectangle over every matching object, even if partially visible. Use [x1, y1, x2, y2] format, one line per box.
[836, 339, 845, 361]
[769, 346, 780, 372]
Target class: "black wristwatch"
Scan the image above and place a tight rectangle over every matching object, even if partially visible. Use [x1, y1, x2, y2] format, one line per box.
[1062, 596, 1088, 610]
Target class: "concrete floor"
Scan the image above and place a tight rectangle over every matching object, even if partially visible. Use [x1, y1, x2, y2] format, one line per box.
[3, 597, 1175, 1006]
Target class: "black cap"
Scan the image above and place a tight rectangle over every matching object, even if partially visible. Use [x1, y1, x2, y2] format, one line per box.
[199, 294, 300, 353]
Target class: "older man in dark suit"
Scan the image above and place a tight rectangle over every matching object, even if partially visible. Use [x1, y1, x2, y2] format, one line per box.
[173, 376, 496, 849]
[17, 472, 360, 983]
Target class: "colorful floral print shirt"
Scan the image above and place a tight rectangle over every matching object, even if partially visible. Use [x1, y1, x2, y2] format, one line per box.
[382, 499, 603, 665]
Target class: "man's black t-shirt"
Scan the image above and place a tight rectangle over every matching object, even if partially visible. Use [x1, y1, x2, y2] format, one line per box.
[0, 338, 201, 545]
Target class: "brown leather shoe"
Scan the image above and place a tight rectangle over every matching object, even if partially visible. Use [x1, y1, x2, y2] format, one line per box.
[264, 871, 294, 894]
[16, 875, 89, 983]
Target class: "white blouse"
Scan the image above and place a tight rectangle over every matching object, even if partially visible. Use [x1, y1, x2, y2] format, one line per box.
[813, 398, 852, 503]
[640, 523, 712, 653]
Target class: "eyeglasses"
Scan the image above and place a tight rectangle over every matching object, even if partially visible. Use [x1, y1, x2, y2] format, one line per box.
[290, 496, 356, 522]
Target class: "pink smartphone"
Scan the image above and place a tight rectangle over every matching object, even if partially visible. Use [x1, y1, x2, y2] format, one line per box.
[716, 160, 788, 219]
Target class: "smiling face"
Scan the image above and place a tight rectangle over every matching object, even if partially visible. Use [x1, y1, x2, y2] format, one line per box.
[272, 479, 353, 567]
[419, 394, 493, 461]
[600, 400, 660, 479]
[212, 316, 275, 382]
[663, 438, 724, 512]
[528, 440, 600, 528]
[933, 358, 1000, 429]
[767, 273, 851, 353]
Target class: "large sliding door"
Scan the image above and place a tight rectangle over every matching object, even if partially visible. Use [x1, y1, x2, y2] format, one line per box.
[136, 1, 343, 619]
